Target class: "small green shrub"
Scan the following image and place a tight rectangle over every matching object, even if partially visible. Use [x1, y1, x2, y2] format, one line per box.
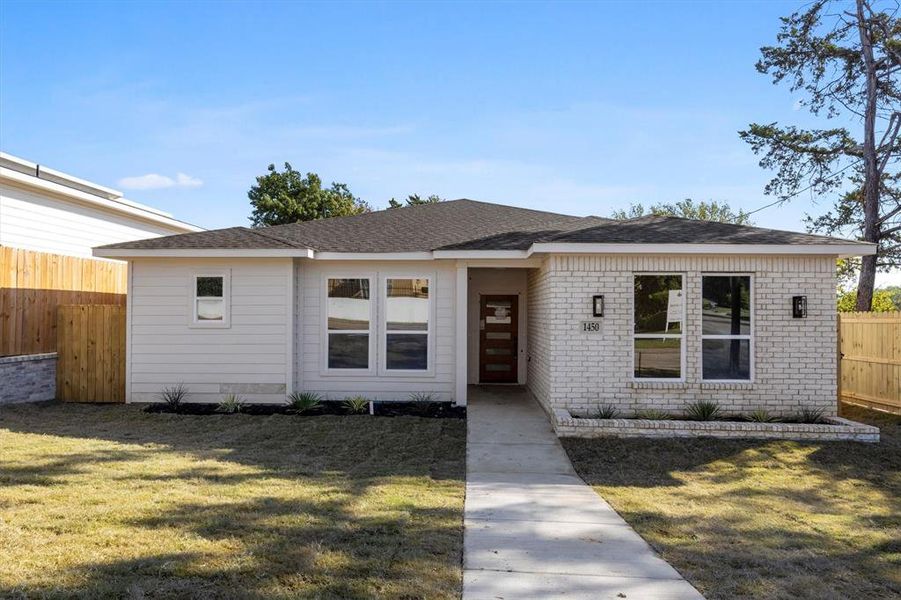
[344, 396, 370, 414]
[684, 400, 721, 421]
[591, 404, 620, 419]
[159, 384, 189, 412]
[797, 407, 826, 424]
[286, 391, 322, 414]
[633, 408, 670, 420]
[409, 392, 436, 402]
[746, 408, 774, 423]
[217, 393, 246, 414]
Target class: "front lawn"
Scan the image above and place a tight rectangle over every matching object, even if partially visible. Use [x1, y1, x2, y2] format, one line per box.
[0, 403, 465, 599]
[563, 405, 900, 600]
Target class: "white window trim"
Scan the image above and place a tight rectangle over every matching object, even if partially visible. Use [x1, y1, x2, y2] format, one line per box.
[631, 272, 686, 382]
[321, 273, 376, 376]
[700, 273, 755, 383]
[379, 274, 435, 377]
[188, 270, 230, 329]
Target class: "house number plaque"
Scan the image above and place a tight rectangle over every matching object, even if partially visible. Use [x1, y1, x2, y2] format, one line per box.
[580, 321, 601, 333]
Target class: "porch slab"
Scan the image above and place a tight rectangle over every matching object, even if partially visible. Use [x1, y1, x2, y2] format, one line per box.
[464, 386, 703, 599]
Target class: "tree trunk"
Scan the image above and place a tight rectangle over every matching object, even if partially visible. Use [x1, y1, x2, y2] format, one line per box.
[855, 0, 880, 312]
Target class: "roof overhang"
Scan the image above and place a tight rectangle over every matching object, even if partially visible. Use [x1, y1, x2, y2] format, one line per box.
[93, 241, 876, 260]
[1, 165, 202, 233]
[528, 242, 878, 258]
[94, 248, 314, 258]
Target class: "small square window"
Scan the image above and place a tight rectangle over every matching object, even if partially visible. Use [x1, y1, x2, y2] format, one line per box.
[192, 273, 228, 326]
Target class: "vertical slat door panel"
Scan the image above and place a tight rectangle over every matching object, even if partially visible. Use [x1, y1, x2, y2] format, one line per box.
[57, 304, 126, 402]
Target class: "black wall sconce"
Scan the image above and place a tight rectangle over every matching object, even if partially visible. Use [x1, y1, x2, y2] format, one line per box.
[792, 295, 807, 318]
[592, 295, 605, 317]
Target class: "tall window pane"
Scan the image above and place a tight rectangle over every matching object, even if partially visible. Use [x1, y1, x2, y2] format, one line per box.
[634, 275, 683, 334]
[633, 275, 683, 379]
[702, 276, 750, 335]
[702, 275, 752, 380]
[327, 278, 370, 369]
[386, 278, 429, 370]
[386, 278, 429, 331]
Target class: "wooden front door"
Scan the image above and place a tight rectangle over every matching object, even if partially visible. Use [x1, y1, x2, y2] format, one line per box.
[479, 295, 518, 383]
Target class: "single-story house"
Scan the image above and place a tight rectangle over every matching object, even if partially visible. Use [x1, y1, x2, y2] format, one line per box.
[94, 199, 875, 416]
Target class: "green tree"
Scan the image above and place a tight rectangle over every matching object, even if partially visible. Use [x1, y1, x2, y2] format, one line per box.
[740, 0, 901, 311]
[387, 194, 443, 209]
[611, 199, 752, 224]
[837, 288, 898, 312]
[248, 163, 371, 227]
[882, 284, 901, 309]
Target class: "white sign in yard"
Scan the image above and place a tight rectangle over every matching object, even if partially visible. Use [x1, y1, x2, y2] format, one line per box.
[580, 321, 601, 333]
[666, 289, 683, 330]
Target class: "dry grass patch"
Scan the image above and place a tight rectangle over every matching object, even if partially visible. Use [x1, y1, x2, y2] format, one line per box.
[0, 403, 465, 599]
[563, 406, 900, 600]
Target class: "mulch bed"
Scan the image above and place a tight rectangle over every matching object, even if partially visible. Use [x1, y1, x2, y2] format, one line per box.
[143, 401, 466, 419]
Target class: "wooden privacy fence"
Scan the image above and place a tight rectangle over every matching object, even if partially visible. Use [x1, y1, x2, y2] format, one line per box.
[57, 304, 126, 403]
[0, 246, 127, 356]
[839, 312, 901, 415]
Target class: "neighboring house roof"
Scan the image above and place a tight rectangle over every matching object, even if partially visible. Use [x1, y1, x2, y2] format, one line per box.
[0, 151, 202, 233]
[94, 198, 876, 258]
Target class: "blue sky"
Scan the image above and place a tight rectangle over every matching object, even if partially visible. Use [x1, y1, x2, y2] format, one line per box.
[1, 1, 896, 284]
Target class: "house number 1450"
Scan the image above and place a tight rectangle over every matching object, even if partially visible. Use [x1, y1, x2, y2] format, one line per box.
[581, 321, 600, 333]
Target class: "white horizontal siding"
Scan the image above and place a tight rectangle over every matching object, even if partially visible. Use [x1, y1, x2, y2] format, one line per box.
[294, 259, 457, 402]
[0, 182, 185, 257]
[129, 258, 292, 404]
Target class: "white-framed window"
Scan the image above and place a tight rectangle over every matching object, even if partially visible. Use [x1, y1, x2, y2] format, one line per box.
[701, 274, 753, 381]
[325, 277, 373, 371]
[191, 271, 230, 328]
[382, 276, 431, 373]
[633, 274, 684, 380]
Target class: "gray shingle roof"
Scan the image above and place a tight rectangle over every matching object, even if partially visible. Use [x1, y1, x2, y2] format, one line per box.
[96, 199, 869, 252]
[534, 214, 859, 246]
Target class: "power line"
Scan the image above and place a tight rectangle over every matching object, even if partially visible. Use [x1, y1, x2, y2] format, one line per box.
[745, 159, 863, 216]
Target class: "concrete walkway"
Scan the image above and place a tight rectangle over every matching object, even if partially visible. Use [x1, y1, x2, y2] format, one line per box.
[464, 386, 703, 600]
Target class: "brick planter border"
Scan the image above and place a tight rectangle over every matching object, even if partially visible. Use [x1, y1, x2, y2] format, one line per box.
[552, 409, 879, 443]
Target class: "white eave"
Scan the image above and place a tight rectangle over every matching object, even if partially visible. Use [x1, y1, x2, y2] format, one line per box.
[93, 241, 876, 260]
[0, 154, 202, 234]
[528, 242, 877, 258]
[94, 248, 315, 258]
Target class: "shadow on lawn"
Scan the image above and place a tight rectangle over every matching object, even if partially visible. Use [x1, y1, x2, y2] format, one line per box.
[11, 498, 464, 599]
[611, 505, 901, 600]
[0, 401, 465, 481]
[562, 406, 901, 600]
[0, 402, 466, 599]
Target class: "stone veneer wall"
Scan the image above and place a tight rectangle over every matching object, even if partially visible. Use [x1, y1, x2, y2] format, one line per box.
[527, 254, 838, 418]
[0, 353, 57, 404]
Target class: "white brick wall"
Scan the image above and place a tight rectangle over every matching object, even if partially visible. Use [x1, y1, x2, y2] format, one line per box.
[526, 254, 838, 418]
[526, 260, 552, 410]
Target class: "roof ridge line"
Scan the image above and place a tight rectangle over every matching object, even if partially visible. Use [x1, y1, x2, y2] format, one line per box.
[243, 226, 313, 249]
